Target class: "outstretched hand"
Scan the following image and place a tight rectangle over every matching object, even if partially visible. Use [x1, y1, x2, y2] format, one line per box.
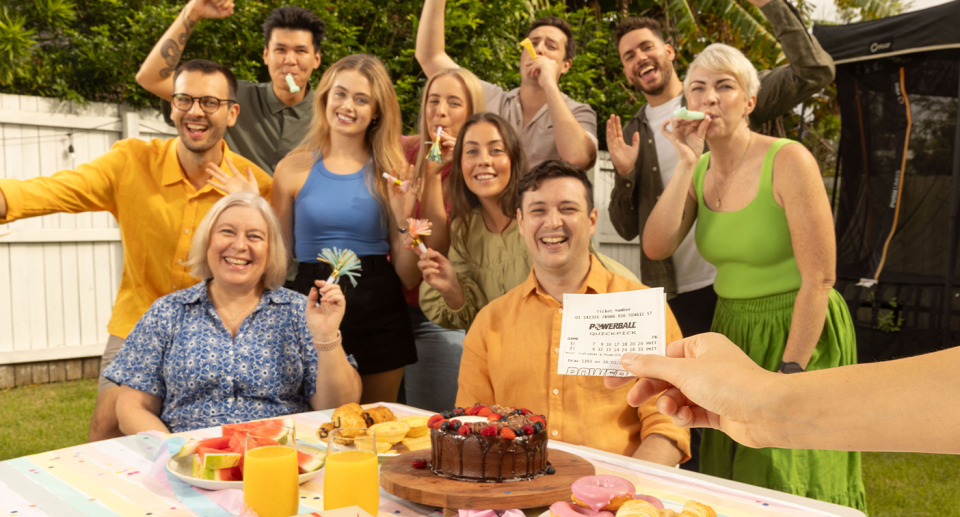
[606, 114, 640, 176]
[207, 157, 259, 195]
[306, 280, 345, 343]
[660, 115, 710, 169]
[604, 332, 780, 449]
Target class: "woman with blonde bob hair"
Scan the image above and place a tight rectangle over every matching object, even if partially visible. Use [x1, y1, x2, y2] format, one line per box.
[273, 54, 420, 404]
[104, 192, 361, 434]
[399, 68, 485, 411]
[642, 43, 865, 509]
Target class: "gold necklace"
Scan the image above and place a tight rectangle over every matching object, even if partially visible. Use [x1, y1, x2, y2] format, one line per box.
[209, 284, 260, 321]
[711, 132, 753, 209]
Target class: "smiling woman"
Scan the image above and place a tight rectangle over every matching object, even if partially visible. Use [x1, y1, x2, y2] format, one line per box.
[271, 54, 420, 405]
[102, 192, 362, 434]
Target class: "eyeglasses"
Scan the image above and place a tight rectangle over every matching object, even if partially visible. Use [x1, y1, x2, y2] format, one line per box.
[171, 94, 236, 114]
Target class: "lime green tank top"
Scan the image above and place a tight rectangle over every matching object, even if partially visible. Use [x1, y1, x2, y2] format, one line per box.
[694, 138, 801, 299]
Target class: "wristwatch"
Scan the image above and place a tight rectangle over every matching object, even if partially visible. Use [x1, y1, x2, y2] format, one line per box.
[778, 361, 805, 374]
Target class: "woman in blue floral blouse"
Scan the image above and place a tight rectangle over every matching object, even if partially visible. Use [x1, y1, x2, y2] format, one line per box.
[105, 192, 362, 434]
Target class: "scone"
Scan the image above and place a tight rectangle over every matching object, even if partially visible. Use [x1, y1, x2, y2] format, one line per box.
[370, 421, 410, 445]
[400, 415, 429, 438]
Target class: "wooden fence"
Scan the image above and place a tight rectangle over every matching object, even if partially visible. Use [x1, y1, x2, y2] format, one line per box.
[0, 94, 176, 388]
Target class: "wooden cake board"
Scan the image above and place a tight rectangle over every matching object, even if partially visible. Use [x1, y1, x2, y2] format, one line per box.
[380, 449, 595, 511]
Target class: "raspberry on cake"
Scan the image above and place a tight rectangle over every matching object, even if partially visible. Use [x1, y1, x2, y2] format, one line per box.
[428, 406, 550, 482]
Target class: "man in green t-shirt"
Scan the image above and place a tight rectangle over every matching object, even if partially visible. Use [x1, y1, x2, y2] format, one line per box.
[137, 0, 325, 175]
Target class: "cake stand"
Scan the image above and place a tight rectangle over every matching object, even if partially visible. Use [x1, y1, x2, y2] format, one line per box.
[380, 449, 595, 511]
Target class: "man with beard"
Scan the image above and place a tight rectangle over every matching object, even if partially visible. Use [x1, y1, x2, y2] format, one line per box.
[137, 1, 325, 175]
[456, 160, 689, 466]
[0, 59, 272, 441]
[606, 0, 834, 471]
[417, 1, 597, 169]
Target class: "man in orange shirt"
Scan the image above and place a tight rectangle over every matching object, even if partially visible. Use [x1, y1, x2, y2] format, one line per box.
[456, 160, 689, 465]
[0, 59, 272, 442]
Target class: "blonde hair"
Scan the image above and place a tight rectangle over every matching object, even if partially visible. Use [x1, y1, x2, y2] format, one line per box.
[186, 192, 288, 290]
[683, 43, 760, 99]
[412, 68, 486, 185]
[296, 54, 406, 221]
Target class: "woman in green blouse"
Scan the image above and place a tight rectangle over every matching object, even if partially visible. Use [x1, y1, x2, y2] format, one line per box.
[416, 112, 637, 330]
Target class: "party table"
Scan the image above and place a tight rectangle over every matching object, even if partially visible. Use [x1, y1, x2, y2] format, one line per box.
[0, 403, 865, 517]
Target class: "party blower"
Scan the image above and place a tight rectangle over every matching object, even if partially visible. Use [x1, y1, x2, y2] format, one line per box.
[406, 218, 432, 254]
[318, 247, 362, 287]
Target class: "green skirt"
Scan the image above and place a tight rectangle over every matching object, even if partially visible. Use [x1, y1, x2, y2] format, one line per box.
[700, 289, 867, 512]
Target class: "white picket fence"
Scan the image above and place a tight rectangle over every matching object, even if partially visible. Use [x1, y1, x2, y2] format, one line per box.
[0, 94, 176, 367]
[593, 153, 644, 279]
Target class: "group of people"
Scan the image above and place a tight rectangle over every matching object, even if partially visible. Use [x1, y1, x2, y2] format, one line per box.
[13, 0, 960, 512]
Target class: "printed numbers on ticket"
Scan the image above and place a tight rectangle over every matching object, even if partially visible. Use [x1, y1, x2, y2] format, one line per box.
[557, 288, 667, 377]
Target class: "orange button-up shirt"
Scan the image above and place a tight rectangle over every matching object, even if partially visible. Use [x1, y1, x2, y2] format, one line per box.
[456, 255, 690, 461]
[0, 138, 272, 338]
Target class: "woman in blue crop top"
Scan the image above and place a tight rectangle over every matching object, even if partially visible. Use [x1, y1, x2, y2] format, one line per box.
[272, 54, 420, 404]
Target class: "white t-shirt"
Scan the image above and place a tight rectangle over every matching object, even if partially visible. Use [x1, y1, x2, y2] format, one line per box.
[646, 96, 717, 294]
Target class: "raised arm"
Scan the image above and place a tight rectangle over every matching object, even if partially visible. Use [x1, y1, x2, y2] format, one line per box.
[305, 281, 362, 409]
[775, 142, 836, 370]
[136, 0, 235, 101]
[610, 333, 960, 455]
[642, 117, 707, 260]
[749, 0, 836, 124]
[415, 0, 460, 78]
[607, 116, 642, 241]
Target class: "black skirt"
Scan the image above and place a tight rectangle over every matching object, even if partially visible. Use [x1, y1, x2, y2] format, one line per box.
[290, 255, 417, 375]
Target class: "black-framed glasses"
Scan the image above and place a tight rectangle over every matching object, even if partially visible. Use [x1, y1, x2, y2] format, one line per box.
[171, 93, 236, 114]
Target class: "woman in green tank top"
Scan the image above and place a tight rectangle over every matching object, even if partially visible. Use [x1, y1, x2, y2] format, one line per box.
[643, 44, 866, 511]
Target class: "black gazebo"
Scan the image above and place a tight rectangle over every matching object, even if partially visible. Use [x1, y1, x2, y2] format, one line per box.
[813, 1, 960, 361]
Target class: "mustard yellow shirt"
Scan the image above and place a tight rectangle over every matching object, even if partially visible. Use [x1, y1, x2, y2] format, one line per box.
[420, 207, 640, 330]
[456, 254, 690, 461]
[0, 138, 272, 338]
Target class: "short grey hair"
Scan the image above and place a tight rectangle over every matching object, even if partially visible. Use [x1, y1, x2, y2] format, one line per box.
[683, 43, 760, 99]
[185, 192, 288, 290]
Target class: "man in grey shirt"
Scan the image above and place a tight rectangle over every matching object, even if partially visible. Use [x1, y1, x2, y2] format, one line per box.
[416, 0, 597, 170]
[137, 0, 325, 175]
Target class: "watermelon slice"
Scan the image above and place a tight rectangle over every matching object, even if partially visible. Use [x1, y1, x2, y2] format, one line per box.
[191, 456, 243, 481]
[221, 417, 295, 438]
[177, 436, 232, 458]
[198, 446, 241, 470]
[297, 449, 324, 473]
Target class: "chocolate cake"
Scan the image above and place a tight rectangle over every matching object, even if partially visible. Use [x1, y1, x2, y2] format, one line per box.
[427, 404, 549, 482]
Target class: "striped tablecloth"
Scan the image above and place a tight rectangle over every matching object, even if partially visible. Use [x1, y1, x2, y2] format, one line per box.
[0, 403, 863, 517]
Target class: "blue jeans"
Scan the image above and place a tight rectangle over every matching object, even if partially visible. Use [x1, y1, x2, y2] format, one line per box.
[403, 305, 465, 412]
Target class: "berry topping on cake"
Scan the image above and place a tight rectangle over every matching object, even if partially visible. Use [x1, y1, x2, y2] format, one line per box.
[427, 414, 444, 428]
[522, 425, 535, 435]
[450, 420, 462, 431]
[411, 459, 427, 469]
[529, 415, 546, 425]
[477, 407, 493, 417]
[440, 421, 450, 431]
[458, 423, 472, 435]
[487, 413, 502, 421]
[480, 425, 498, 437]
[533, 421, 544, 433]
[500, 427, 517, 439]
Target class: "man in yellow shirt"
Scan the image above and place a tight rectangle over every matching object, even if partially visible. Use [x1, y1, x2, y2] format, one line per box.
[456, 160, 689, 465]
[0, 59, 272, 442]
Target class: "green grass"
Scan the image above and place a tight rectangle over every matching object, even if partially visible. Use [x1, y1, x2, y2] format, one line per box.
[1, 381, 959, 516]
[862, 452, 960, 516]
[0, 379, 97, 461]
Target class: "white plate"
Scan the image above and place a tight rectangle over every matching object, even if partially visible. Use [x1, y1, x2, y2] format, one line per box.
[165, 445, 324, 491]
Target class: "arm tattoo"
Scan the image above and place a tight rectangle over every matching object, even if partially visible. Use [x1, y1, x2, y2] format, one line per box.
[158, 12, 197, 79]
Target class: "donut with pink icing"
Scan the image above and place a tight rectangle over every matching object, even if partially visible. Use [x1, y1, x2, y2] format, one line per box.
[570, 475, 637, 512]
[549, 501, 614, 517]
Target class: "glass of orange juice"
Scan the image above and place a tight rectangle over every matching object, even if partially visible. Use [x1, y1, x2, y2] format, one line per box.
[324, 427, 379, 515]
[244, 426, 299, 517]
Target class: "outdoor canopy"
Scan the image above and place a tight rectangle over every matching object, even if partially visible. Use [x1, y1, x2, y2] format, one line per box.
[813, 0, 960, 361]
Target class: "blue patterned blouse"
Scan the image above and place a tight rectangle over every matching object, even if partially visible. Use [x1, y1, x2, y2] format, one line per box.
[104, 281, 355, 433]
